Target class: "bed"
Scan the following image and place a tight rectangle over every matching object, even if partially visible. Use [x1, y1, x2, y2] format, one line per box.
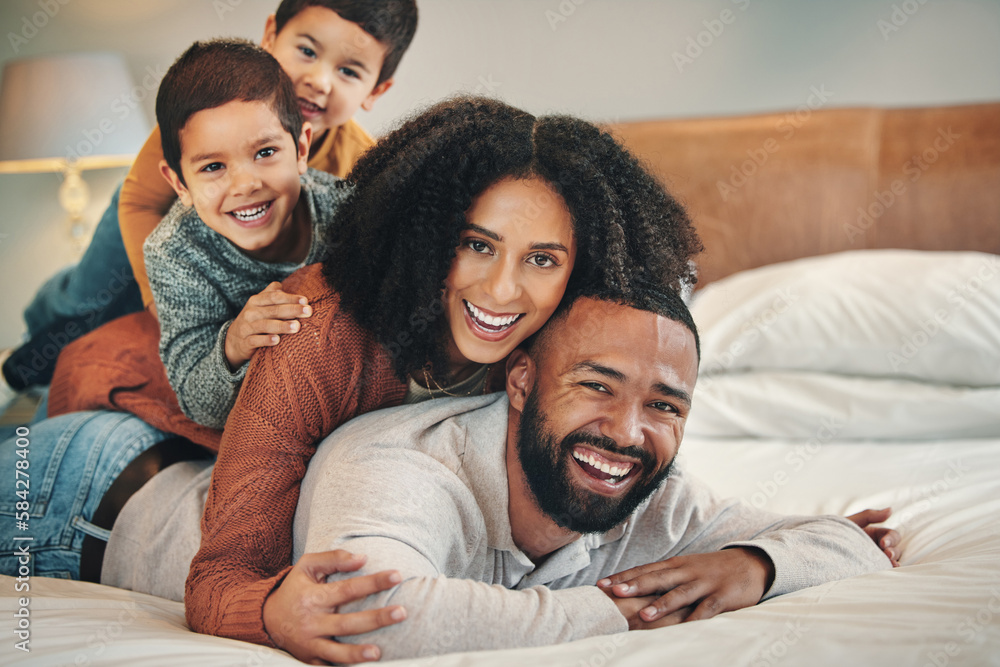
[3, 101, 1000, 666]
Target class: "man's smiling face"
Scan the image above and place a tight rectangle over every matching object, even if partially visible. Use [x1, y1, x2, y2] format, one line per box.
[511, 297, 699, 534]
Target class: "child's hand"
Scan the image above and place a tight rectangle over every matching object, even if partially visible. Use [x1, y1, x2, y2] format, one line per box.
[597, 547, 774, 624]
[846, 507, 901, 567]
[262, 550, 407, 664]
[224, 281, 311, 370]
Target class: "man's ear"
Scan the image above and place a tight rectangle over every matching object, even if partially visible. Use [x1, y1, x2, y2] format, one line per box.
[506, 349, 535, 412]
[260, 14, 278, 53]
[159, 160, 193, 207]
[296, 122, 313, 175]
[360, 78, 393, 112]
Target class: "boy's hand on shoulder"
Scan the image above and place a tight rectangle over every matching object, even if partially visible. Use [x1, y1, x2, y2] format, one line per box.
[225, 281, 312, 370]
[263, 550, 407, 664]
[597, 548, 774, 625]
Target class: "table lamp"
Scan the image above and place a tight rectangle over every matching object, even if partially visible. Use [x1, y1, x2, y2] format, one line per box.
[0, 52, 152, 251]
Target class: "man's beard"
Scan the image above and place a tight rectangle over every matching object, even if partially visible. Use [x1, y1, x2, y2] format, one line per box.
[515, 389, 675, 534]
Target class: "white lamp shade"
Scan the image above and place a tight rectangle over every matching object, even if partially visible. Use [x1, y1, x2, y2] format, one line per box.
[0, 52, 151, 163]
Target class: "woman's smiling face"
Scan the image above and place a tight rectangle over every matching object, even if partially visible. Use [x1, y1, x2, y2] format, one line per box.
[441, 176, 577, 375]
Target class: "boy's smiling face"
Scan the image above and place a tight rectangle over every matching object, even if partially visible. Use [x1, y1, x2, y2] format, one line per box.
[262, 6, 392, 143]
[160, 99, 311, 262]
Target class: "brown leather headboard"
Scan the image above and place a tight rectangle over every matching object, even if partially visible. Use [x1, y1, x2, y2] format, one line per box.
[607, 102, 1000, 287]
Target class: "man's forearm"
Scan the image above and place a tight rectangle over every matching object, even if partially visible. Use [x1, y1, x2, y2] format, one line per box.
[722, 514, 892, 599]
[330, 568, 625, 660]
[630, 469, 892, 599]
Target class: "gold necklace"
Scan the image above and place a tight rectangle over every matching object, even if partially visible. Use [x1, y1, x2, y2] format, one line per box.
[421, 365, 487, 398]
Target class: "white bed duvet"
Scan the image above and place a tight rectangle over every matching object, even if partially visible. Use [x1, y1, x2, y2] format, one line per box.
[3, 250, 999, 666]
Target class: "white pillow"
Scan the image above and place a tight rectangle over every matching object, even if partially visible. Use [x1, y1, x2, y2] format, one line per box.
[690, 250, 1000, 387]
[686, 371, 1000, 440]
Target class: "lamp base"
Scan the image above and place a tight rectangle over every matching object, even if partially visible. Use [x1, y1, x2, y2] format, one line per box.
[59, 162, 93, 255]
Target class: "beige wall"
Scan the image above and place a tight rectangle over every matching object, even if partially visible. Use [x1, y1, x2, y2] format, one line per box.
[1, 0, 999, 346]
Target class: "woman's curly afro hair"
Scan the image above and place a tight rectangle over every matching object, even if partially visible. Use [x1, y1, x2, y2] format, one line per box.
[323, 96, 702, 382]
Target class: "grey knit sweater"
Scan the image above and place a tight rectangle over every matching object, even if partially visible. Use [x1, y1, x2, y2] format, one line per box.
[143, 168, 350, 429]
[294, 393, 893, 660]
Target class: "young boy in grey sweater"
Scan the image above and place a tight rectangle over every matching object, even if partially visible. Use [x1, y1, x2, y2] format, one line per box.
[145, 39, 351, 429]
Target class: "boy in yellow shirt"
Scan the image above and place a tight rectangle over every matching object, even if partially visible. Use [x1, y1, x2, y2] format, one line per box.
[122, 0, 419, 311]
[0, 0, 417, 404]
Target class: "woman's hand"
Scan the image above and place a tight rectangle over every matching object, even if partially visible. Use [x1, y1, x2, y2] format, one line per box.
[262, 550, 407, 664]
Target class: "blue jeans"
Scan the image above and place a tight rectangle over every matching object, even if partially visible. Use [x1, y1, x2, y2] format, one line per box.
[0, 412, 172, 579]
[3, 184, 143, 390]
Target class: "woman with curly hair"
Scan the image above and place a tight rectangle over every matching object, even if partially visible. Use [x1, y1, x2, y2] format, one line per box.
[323, 97, 698, 385]
[10, 96, 701, 664]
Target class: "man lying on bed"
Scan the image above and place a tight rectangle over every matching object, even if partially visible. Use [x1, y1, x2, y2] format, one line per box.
[292, 282, 896, 661]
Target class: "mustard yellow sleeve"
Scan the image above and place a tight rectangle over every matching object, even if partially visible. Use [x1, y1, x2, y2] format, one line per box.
[118, 125, 178, 308]
[308, 118, 376, 178]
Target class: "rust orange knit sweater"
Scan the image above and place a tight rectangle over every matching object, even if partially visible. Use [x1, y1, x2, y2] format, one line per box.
[184, 263, 407, 645]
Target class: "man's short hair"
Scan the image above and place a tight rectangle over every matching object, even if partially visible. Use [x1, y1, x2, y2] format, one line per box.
[273, 0, 419, 85]
[156, 38, 302, 185]
[528, 282, 701, 362]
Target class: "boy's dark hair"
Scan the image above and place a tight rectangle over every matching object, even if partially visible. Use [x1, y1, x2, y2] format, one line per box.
[156, 38, 303, 185]
[274, 0, 418, 85]
[323, 96, 703, 383]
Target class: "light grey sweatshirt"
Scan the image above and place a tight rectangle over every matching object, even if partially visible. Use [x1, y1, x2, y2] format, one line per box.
[143, 168, 350, 429]
[295, 393, 892, 661]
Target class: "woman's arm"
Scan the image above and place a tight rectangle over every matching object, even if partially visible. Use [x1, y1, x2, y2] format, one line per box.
[184, 268, 407, 649]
